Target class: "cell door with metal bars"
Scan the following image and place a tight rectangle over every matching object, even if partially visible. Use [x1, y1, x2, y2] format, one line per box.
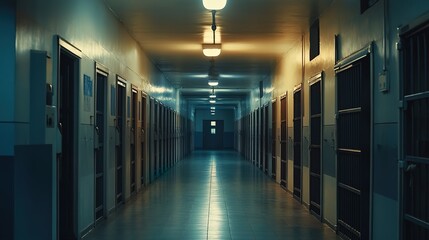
[154, 101, 159, 177]
[130, 88, 137, 195]
[336, 54, 370, 240]
[253, 111, 257, 164]
[309, 74, 322, 219]
[116, 78, 126, 206]
[259, 108, 263, 169]
[94, 68, 107, 223]
[58, 43, 80, 240]
[148, 98, 154, 181]
[400, 21, 429, 240]
[140, 94, 147, 186]
[272, 100, 277, 179]
[280, 95, 287, 188]
[264, 104, 269, 174]
[293, 88, 302, 200]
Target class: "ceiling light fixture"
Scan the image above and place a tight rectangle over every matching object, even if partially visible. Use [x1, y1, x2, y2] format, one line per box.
[209, 87, 216, 98]
[203, 0, 227, 10]
[209, 99, 216, 103]
[202, 0, 227, 57]
[208, 80, 219, 86]
[202, 43, 222, 57]
[211, 107, 215, 110]
[211, 112, 215, 115]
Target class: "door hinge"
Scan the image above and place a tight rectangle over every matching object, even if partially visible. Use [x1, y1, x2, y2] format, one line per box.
[398, 160, 406, 169]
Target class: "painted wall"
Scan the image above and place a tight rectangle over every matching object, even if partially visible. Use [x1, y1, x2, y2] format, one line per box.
[11, 0, 181, 238]
[194, 109, 235, 149]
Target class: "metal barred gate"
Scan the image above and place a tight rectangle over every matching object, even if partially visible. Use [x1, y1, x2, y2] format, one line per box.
[293, 88, 302, 200]
[309, 74, 322, 218]
[336, 54, 370, 240]
[400, 20, 429, 240]
[280, 95, 288, 188]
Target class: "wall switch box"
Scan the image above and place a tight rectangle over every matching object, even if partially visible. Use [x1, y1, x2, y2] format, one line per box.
[379, 71, 389, 93]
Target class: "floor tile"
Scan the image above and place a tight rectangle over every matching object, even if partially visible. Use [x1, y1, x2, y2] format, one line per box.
[83, 151, 339, 240]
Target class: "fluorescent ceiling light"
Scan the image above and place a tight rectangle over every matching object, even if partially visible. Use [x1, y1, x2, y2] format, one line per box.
[209, 99, 216, 103]
[211, 110, 215, 113]
[203, 0, 227, 10]
[210, 94, 216, 98]
[202, 44, 222, 57]
[210, 107, 215, 110]
[208, 80, 219, 86]
[211, 112, 215, 115]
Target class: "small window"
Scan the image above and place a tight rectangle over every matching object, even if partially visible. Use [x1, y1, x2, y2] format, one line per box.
[310, 19, 320, 61]
[361, 0, 378, 14]
[211, 128, 216, 134]
[211, 121, 216, 126]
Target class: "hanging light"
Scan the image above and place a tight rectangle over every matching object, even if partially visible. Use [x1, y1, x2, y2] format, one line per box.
[203, 0, 227, 10]
[209, 99, 216, 103]
[209, 87, 216, 98]
[202, 44, 222, 57]
[208, 80, 219, 86]
[210, 107, 215, 110]
[211, 112, 215, 115]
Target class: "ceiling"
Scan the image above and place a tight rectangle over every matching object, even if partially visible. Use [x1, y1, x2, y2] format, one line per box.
[104, 0, 332, 109]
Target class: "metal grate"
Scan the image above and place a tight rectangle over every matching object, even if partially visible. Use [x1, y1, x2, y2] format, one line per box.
[310, 79, 322, 218]
[265, 105, 270, 173]
[280, 96, 287, 188]
[272, 101, 277, 179]
[336, 55, 370, 240]
[293, 89, 302, 200]
[401, 21, 429, 240]
[310, 19, 320, 61]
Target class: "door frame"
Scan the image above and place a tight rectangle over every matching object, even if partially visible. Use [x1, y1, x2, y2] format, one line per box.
[334, 43, 374, 239]
[398, 15, 429, 239]
[308, 72, 324, 220]
[130, 86, 138, 195]
[56, 36, 81, 239]
[280, 92, 288, 188]
[140, 92, 148, 187]
[293, 84, 303, 201]
[115, 75, 127, 206]
[94, 63, 108, 224]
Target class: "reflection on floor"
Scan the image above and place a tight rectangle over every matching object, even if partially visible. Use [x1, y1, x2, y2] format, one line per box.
[84, 151, 339, 240]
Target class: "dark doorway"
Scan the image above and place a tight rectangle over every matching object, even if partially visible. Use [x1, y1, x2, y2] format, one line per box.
[257, 108, 261, 168]
[400, 22, 429, 240]
[336, 54, 370, 240]
[309, 75, 322, 219]
[203, 120, 224, 149]
[280, 95, 287, 188]
[154, 101, 159, 177]
[130, 88, 137, 195]
[271, 100, 277, 179]
[141, 94, 147, 186]
[149, 98, 155, 181]
[293, 88, 302, 200]
[94, 68, 107, 223]
[264, 104, 269, 174]
[58, 45, 79, 240]
[116, 78, 126, 206]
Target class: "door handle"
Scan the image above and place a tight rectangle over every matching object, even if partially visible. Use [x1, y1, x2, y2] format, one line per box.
[58, 122, 63, 134]
[94, 126, 100, 149]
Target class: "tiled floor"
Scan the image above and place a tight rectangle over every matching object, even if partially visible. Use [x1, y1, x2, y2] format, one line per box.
[84, 151, 339, 240]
